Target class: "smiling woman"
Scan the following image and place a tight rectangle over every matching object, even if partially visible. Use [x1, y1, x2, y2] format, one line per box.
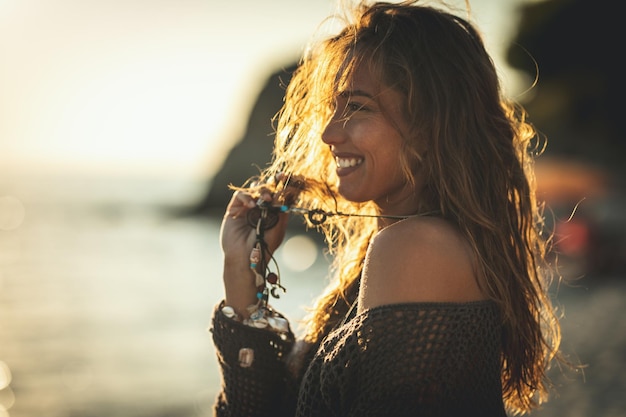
[211, 1, 567, 416]
[321, 69, 417, 208]
[0, 2, 563, 417]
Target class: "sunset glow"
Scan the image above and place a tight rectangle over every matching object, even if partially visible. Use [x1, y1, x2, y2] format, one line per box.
[1, 0, 521, 180]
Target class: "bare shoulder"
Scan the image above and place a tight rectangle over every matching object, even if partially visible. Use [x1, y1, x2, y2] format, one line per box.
[358, 216, 487, 312]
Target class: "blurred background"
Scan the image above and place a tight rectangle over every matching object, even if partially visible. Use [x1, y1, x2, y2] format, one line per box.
[0, 0, 624, 416]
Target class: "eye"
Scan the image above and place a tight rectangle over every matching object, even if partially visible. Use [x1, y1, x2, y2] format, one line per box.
[341, 100, 371, 120]
[334, 92, 372, 120]
[347, 102, 367, 112]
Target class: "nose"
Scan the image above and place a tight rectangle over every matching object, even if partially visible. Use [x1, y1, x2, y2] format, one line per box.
[321, 113, 346, 146]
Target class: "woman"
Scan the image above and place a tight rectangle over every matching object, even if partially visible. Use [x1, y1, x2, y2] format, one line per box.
[213, 1, 562, 416]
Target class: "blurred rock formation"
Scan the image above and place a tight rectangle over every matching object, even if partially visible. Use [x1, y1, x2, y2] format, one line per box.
[187, 62, 298, 215]
[507, 0, 624, 181]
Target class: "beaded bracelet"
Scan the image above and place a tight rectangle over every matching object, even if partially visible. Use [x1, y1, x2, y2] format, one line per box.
[221, 304, 290, 334]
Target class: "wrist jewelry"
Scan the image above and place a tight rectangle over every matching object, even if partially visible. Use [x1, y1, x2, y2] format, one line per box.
[250, 198, 286, 305]
[225, 198, 288, 333]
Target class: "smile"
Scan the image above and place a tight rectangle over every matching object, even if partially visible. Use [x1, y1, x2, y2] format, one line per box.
[335, 157, 364, 168]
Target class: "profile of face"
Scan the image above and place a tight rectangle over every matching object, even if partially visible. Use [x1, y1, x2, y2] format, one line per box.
[321, 63, 419, 215]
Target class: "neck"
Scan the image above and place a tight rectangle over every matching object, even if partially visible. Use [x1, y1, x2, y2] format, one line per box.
[375, 195, 442, 230]
[375, 189, 422, 229]
[376, 215, 404, 230]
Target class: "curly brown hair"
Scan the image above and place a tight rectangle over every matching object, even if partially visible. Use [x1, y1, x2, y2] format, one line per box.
[254, 1, 562, 413]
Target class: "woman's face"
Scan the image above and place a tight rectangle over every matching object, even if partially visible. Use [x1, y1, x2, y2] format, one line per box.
[322, 64, 420, 215]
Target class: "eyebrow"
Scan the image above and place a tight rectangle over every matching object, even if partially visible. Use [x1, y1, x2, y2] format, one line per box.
[339, 89, 375, 99]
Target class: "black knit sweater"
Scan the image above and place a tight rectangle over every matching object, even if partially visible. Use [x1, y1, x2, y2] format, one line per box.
[211, 300, 507, 417]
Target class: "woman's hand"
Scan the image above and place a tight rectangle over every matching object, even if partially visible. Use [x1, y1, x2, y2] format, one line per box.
[219, 176, 298, 316]
[220, 187, 289, 263]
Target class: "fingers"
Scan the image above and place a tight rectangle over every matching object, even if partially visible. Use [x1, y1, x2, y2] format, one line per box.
[237, 191, 259, 208]
[225, 191, 254, 218]
[226, 188, 273, 219]
[226, 173, 306, 219]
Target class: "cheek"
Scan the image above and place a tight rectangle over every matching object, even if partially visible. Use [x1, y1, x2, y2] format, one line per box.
[374, 150, 405, 183]
[380, 141, 412, 183]
[380, 137, 405, 166]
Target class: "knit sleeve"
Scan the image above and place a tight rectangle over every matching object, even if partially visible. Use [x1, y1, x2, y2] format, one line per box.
[296, 301, 507, 417]
[210, 302, 297, 417]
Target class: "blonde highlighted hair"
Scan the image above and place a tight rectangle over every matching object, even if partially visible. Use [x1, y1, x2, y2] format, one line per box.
[254, 1, 561, 414]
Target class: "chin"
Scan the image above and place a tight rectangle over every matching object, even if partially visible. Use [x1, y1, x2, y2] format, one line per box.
[337, 186, 369, 204]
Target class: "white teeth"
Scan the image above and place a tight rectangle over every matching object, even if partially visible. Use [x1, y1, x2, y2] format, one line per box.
[336, 157, 363, 168]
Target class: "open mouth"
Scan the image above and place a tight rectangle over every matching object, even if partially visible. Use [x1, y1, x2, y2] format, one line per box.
[335, 157, 364, 168]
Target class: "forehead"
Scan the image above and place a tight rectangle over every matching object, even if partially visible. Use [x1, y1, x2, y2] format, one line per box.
[344, 63, 405, 110]
[340, 62, 410, 132]
[345, 62, 381, 92]
[334, 53, 379, 91]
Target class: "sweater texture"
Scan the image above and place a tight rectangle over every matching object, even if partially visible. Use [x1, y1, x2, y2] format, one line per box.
[211, 300, 507, 417]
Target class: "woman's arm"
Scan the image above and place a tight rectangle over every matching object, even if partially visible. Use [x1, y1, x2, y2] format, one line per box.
[214, 181, 302, 416]
[211, 303, 296, 417]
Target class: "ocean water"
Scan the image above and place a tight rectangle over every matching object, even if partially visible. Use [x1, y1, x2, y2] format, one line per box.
[0, 176, 624, 417]
[0, 176, 327, 417]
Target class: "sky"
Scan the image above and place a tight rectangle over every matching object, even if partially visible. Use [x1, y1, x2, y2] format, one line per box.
[0, 0, 528, 180]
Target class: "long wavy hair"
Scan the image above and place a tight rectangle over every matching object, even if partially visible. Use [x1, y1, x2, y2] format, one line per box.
[254, 1, 561, 413]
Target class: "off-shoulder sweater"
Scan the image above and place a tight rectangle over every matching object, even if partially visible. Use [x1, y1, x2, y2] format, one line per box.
[211, 300, 508, 417]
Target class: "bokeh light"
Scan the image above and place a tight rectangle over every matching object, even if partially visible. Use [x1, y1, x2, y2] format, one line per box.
[0, 362, 11, 390]
[279, 235, 318, 272]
